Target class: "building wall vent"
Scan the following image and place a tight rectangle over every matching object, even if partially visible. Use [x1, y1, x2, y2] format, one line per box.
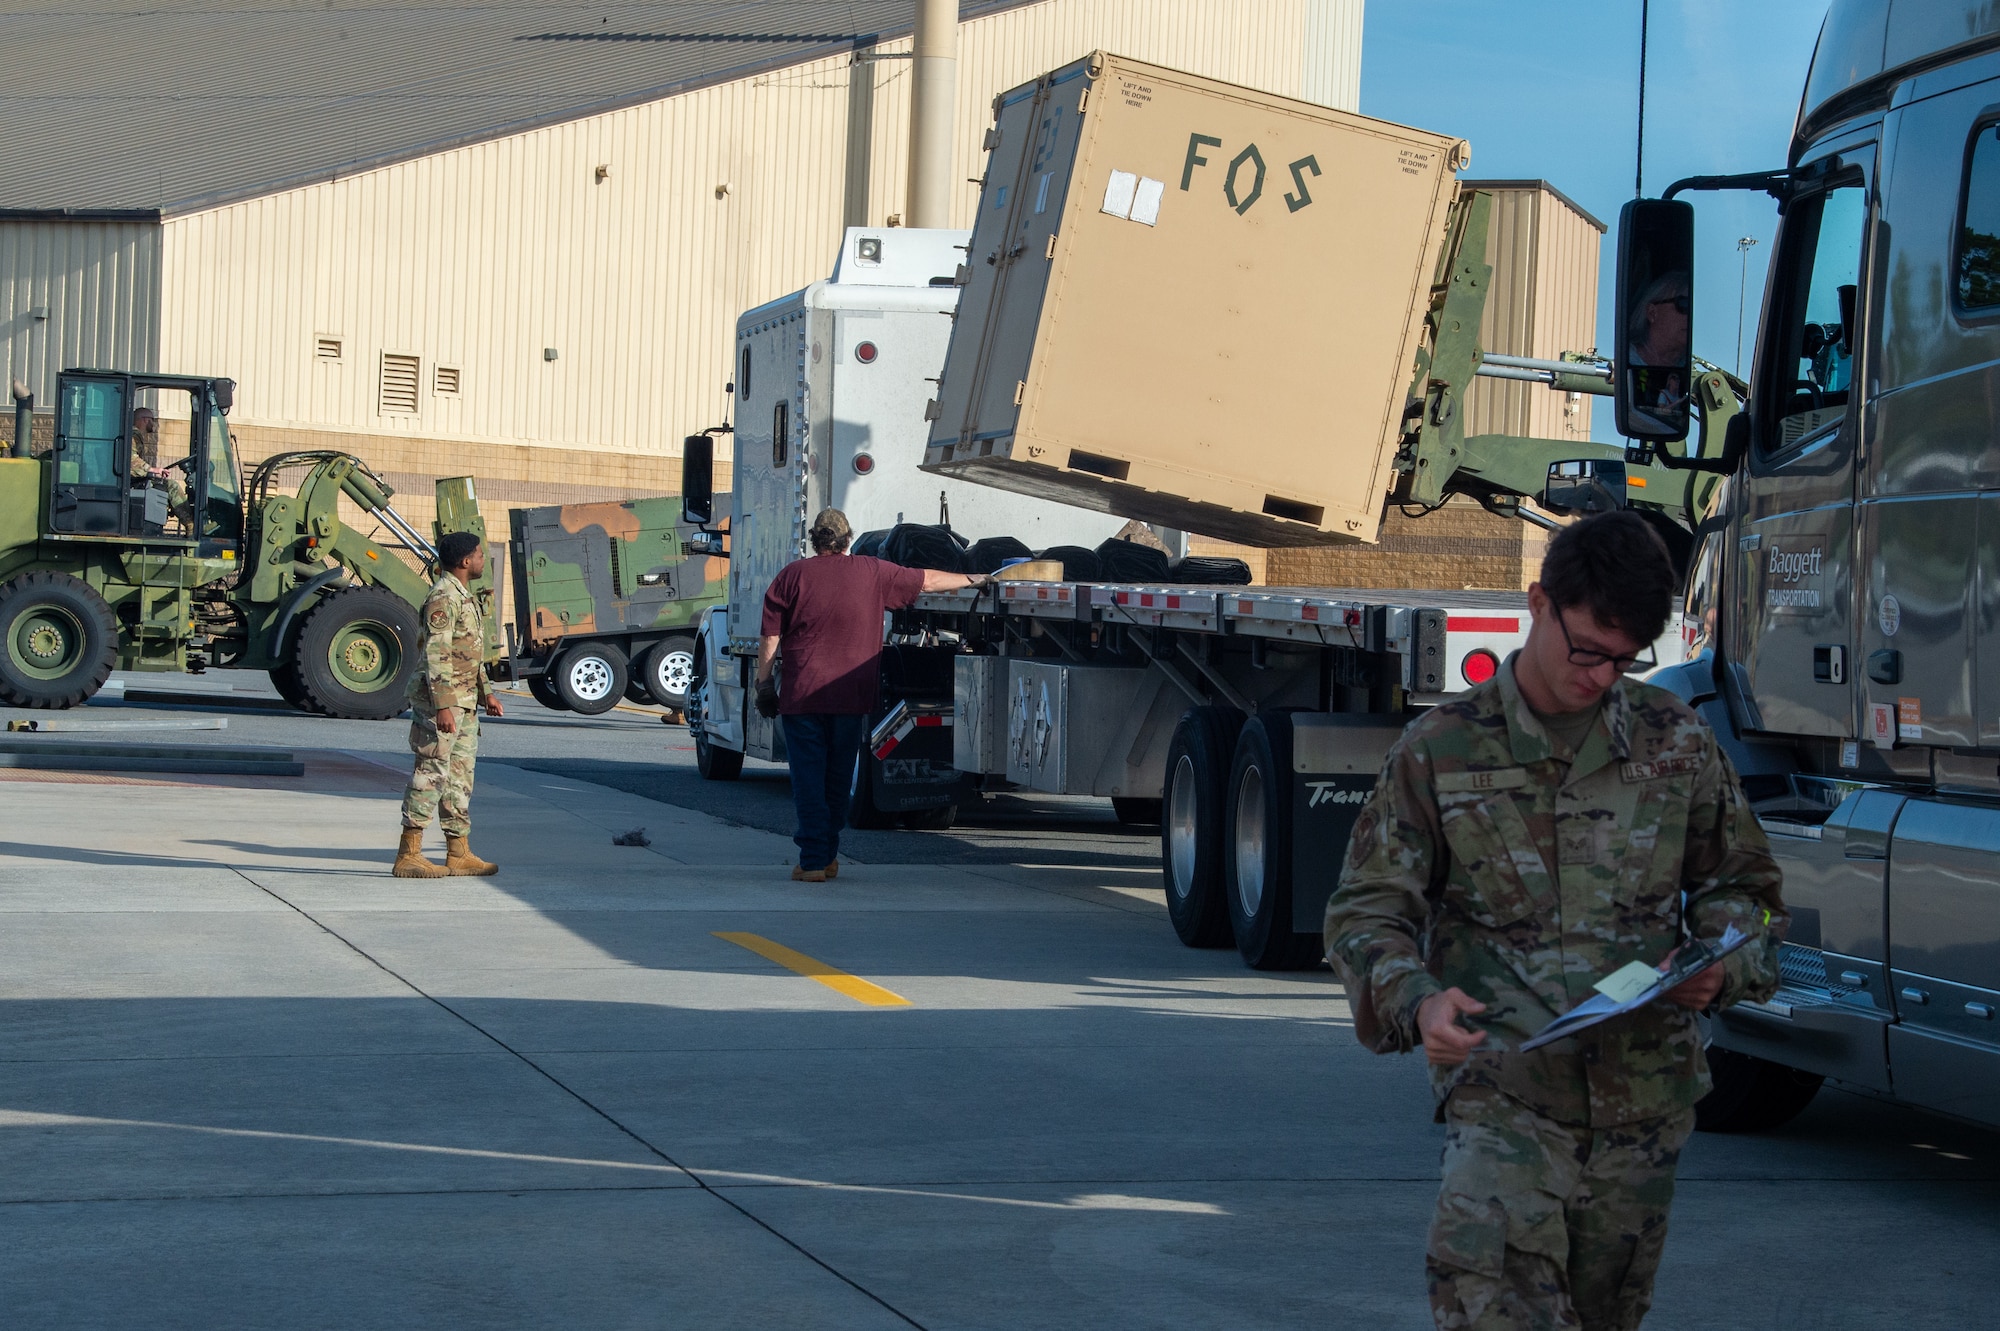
[315, 336, 343, 360]
[435, 365, 461, 396]
[379, 353, 420, 414]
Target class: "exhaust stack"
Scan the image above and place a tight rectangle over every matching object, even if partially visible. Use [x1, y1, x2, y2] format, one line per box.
[906, 0, 957, 228]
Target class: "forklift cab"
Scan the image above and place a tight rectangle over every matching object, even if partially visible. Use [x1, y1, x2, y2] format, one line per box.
[47, 370, 242, 554]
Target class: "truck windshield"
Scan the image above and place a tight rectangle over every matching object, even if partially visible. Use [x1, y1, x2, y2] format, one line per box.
[1770, 183, 1864, 450]
[203, 407, 242, 541]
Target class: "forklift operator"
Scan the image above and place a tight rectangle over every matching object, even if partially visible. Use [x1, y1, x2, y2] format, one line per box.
[129, 407, 190, 529]
[756, 508, 987, 882]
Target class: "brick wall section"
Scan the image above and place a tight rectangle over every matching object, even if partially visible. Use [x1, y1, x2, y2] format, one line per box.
[229, 424, 733, 554]
[1264, 497, 1548, 592]
[0, 410, 54, 454]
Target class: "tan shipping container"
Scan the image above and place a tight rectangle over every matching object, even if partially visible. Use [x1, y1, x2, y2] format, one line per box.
[922, 52, 1468, 547]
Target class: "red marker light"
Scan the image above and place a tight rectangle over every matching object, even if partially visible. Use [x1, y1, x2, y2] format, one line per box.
[855, 341, 878, 364]
[1461, 648, 1499, 686]
[852, 453, 875, 475]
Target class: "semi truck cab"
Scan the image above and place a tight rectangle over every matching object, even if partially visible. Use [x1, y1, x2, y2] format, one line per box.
[1623, 0, 2000, 1131]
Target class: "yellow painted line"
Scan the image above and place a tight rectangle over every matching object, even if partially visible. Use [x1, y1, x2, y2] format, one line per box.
[713, 932, 911, 1007]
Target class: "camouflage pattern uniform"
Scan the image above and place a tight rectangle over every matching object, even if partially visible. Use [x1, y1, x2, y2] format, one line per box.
[1325, 656, 1784, 1331]
[401, 573, 492, 837]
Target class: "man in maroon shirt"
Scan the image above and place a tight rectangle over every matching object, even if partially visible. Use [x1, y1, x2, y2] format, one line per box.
[759, 509, 988, 881]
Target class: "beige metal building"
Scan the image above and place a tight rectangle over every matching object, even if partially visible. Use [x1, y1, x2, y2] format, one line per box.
[0, 0, 1363, 530]
[1241, 179, 1606, 591]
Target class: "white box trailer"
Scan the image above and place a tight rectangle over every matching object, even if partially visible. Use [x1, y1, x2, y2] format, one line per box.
[691, 227, 1128, 778]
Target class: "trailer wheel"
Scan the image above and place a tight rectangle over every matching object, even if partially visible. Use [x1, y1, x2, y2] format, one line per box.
[1694, 1047, 1824, 1133]
[1161, 706, 1243, 948]
[1112, 797, 1162, 826]
[1225, 714, 1323, 970]
[0, 570, 118, 709]
[527, 674, 570, 711]
[553, 642, 627, 715]
[642, 635, 698, 712]
[292, 585, 419, 720]
[903, 803, 957, 831]
[694, 730, 743, 780]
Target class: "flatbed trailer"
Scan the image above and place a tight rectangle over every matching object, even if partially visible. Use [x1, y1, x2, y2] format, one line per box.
[768, 576, 1533, 968]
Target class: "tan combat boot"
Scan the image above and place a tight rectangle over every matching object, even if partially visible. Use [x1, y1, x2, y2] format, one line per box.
[444, 834, 499, 876]
[393, 828, 448, 879]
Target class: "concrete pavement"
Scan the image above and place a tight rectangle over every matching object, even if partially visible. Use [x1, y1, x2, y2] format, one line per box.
[0, 718, 1996, 1327]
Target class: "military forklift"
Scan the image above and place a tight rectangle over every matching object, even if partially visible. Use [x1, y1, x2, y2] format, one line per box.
[0, 368, 494, 719]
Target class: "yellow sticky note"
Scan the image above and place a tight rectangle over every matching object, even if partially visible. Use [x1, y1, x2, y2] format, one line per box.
[1594, 960, 1661, 1004]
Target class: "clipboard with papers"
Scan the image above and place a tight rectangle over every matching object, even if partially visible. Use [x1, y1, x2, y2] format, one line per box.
[1520, 924, 1752, 1052]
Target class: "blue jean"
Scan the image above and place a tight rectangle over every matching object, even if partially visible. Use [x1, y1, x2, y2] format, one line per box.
[781, 713, 867, 871]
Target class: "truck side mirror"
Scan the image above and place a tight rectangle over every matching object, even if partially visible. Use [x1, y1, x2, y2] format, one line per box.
[1614, 199, 1694, 443]
[1543, 458, 1629, 516]
[681, 433, 714, 527]
[212, 378, 235, 413]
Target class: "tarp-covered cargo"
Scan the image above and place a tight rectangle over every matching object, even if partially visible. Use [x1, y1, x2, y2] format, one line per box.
[921, 51, 1469, 547]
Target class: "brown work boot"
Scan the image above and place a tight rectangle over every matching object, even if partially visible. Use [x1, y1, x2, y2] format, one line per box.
[790, 865, 827, 883]
[444, 834, 499, 876]
[392, 828, 447, 879]
[824, 859, 840, 879]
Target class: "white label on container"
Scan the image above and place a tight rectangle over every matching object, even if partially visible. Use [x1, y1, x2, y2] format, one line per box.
[1879, 594, 1901, 637]
[1130, 176, 1165, 226]
[1100, 170, 1137, 219]
[1869, 701, 1896, 748]
[1035, 172, 1052, 214]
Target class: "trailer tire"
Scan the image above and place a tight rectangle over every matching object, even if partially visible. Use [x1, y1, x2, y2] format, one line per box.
[1694, 1047, 1824, 1133]
[1225, 714, 1323, 970]
[695, 730, 744, 780]
[1161, 706, 1243, 949]
[902, 803, 957, 831]
[527, 674, 570, 711]
[553, 642, 627, 715]
[1112, 797, 1162, 826]
[291, 585, 419, 721]
[0, 570, 118, 709]
[642, 634, 698, 712]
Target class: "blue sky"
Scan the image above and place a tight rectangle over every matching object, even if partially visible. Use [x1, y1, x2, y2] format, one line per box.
[1360, 0, 1830, 440]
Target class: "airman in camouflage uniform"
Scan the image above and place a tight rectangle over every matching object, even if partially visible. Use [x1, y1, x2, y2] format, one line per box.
[1325, 512, 1785, 1331]
[395, 531, 504, 878]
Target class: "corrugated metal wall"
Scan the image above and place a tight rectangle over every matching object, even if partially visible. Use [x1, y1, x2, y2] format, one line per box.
[0, 221, 160, 405]
[155, 0, 1355, 463]
[1461, 182, 1603, 443]
[1302, 0, 1364, 109]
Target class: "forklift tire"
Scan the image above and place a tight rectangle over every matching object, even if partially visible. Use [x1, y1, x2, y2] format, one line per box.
[1112, 797, 1163, 826]
[269, 662, 315, 711]
[643, 635, 699, 713]
[553, 642, 627, 715]
[527, 674, 570, 711]
[1224, 713, 1324, 971]
[0, 570, 118, 709]
[292, 585, 420, 721]
[694, 730, 743, 780]
[1161, 706, 1243, 948]
[1694, 1047, 1824, 1133]
[848, 752, 899, 829]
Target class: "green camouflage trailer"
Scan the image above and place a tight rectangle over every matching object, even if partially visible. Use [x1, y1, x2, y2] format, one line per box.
[505, 496, 728, 715]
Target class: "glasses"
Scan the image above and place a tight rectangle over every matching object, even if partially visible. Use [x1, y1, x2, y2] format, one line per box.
[1651, 296, 1690, 314]
[1555, 606, 1656, 674]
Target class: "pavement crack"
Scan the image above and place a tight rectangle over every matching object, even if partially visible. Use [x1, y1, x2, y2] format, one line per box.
[229, 866, 930, 1330]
